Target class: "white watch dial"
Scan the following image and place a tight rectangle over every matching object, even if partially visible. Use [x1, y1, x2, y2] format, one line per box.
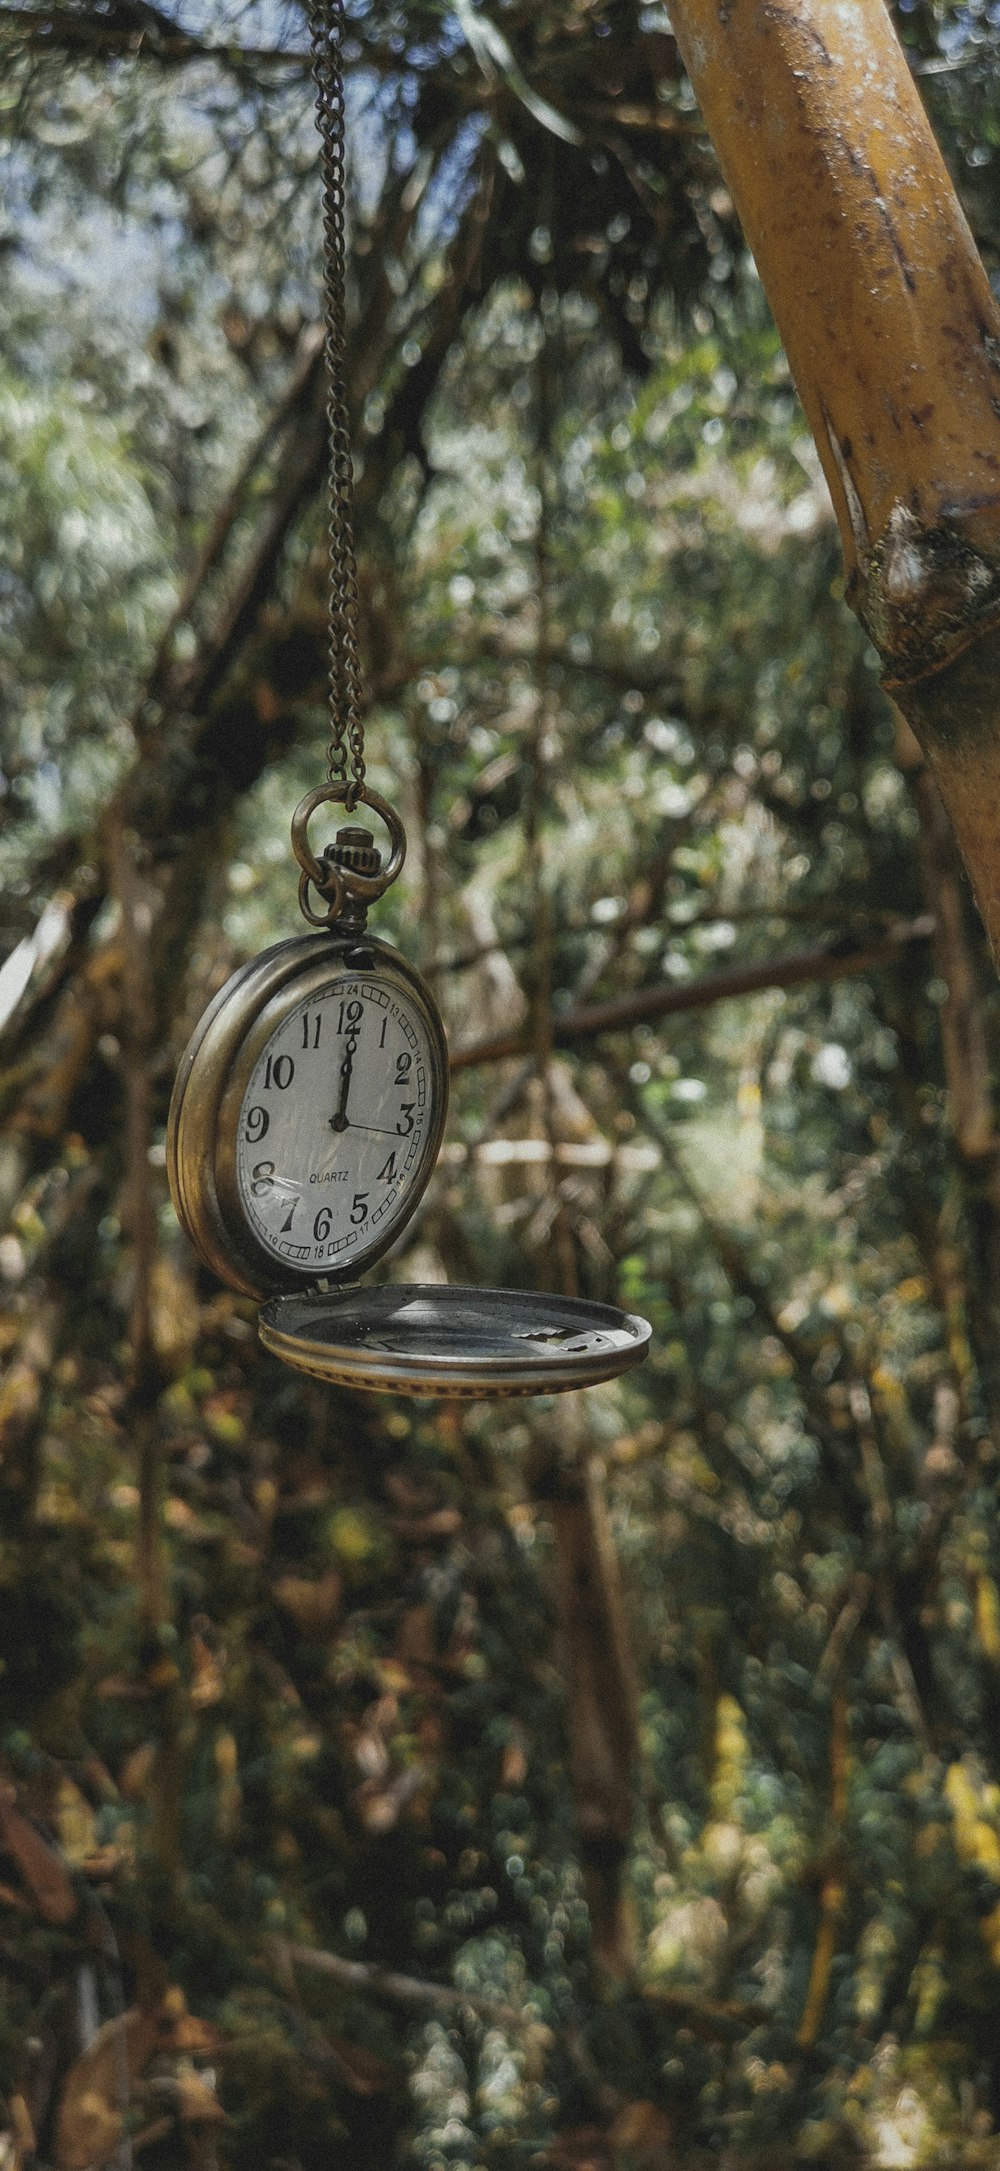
[235, 972, 436, 1272]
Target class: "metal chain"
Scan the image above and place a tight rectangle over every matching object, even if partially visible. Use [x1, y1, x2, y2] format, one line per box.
[307, 0, 366, 805]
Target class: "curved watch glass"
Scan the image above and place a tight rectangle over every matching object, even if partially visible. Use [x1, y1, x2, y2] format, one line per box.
[236, 973, 437, 1276]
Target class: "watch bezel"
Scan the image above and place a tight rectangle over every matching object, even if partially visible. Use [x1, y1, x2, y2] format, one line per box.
[167, 932, 449, 1299]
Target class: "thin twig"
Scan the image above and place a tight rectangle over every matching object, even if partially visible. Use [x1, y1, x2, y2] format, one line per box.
[796, 1688, 849, 2048]
[815, 1575, 873, 1693]
[275, 1942, 526, 2029]
[0, 6, 309, 70]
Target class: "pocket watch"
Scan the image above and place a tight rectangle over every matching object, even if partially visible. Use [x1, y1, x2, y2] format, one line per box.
[165, 0, 650, 1398]
[168, 790, 448, 1305]
[167, 787, 651, 1397]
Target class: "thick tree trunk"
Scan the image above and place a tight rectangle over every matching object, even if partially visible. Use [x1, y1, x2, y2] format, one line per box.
[667, 0, 1000, 956]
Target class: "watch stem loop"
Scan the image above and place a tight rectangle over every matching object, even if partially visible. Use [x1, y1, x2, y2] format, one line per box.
[291, 782, 407, 929]
[297, 863, 348, 928]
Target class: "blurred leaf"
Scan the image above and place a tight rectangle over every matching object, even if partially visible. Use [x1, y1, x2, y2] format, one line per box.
[0, 1793, 76, 1925]
[54, 2010, 158, 2170]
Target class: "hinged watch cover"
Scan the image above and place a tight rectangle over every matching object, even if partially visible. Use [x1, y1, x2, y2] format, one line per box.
[259, 1283, 652, 1398]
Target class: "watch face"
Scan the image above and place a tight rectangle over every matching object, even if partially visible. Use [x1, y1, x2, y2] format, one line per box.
[234, 968, 439, 1275]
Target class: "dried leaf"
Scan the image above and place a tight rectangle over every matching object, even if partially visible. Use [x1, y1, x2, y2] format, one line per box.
[609, 2099, 674, 2164]
[354, 1762, 430, 1834]
[130, 2117, 173, 2156]
[395, 1604, 436, 1667]
[95, 1675, 152, 1702]
[252, 678, 282, 725]
[173, 2071, 224, 2125]
[158, 2009, 224, 2056]
[391, 1507, 462, 1543]
[77, 1756, 120, 1806]
[55, 1779, 98, 1867]
[0, 1794, 77, 1925]
[501, 1733, 528, 1789]
[214, 1732, 238, 1783]
[80, 1844, 132, 1880]
[119, 1744, 157, 1802]
[0, 1360, 42, 1442]
[54, 2092, 121, 2171]
[202, 1390, 247, 1446]
[7, 2094, 35, 2168]
[383, 1471, 435, 1513]
[55, 2009, 159, 2170]
[326, 2034, 396, 2096]
[546, 2128, 613, 2171]
[272, 1569, 342, 1637]
[189, 1633, 223, 1708]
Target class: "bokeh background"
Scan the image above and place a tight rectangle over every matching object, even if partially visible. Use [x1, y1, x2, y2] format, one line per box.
[3, 1, 1000, 2163]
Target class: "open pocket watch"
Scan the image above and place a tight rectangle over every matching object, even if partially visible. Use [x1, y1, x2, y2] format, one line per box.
[167, 787, 651, 1398]
[166, 0, 649, 1399]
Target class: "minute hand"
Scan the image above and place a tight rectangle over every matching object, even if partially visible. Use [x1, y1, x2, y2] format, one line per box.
[330, 1035, 357, 1132]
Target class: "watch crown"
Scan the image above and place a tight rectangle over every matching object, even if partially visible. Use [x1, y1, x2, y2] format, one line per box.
[324, 826, 382, 881]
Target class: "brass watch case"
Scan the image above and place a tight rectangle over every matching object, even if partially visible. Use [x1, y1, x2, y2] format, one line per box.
[166, 930, 449, 1300]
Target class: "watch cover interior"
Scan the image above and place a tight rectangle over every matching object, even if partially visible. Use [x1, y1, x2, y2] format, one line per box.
[258, 1284, 651, 1397]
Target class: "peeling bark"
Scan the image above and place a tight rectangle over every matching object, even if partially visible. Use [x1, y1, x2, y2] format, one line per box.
[666, 0, 1000, 955]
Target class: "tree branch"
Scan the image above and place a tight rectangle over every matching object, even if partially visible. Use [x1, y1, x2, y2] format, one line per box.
[0, 166, 505, 1156]
[274, 1941, 526, 2029]
[275, 1938, 769, 2041]
[0, 6, 309, 71]
[142, 326, 324, 713]
[449, 916, 935, 1070]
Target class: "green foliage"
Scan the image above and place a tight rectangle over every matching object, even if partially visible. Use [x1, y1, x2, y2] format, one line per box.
[0, 369, 174, 874]
[4, 3, 1000, 2167]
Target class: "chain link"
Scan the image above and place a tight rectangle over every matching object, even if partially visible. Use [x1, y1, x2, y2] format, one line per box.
[307, 0, 366, 806]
